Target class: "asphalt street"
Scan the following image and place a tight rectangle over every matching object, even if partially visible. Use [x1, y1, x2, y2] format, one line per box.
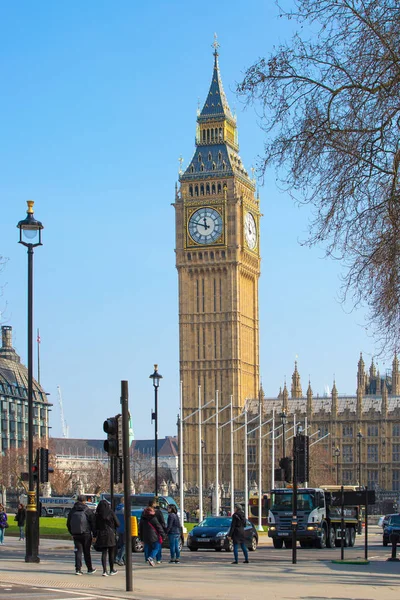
[0, 526, 399, 600]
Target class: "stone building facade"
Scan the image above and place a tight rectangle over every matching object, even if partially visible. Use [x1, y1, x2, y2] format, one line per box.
[243, 355, 400, 495]
[0, 325, 51, 452]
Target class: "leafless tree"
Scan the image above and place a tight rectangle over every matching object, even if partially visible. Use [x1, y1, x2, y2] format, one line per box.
[238, 0, 400, 353]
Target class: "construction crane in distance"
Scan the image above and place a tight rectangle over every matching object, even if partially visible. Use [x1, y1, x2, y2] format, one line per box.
[57, 385, 69, 438]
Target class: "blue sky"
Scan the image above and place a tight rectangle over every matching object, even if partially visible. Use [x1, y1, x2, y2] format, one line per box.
[0, 1, 381, 441]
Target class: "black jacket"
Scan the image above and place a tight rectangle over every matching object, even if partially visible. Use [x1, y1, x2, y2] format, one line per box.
[166, 512, 181, 535]
[155, 507, 166, 531]
[139, 508, 165, 544]
[66, 502, 95, 536]
[94, 510, 120, 549]
[228, 510, 246, 543]
[15, 508, 26, 527]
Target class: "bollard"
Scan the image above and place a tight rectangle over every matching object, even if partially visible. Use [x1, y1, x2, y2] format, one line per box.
[387, 532, 400, 562]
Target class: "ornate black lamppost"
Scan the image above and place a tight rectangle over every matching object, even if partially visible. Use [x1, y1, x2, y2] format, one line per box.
[17, 200, 43, 563]
[334, 447, 340, 485]
[149, 365, 162, 497]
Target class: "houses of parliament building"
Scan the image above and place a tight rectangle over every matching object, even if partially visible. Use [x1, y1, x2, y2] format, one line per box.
[174, 41, 400, 498]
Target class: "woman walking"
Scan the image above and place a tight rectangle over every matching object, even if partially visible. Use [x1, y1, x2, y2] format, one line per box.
[166, 504, 181, 563]
[227, 503, 249, 564]
[15, 503, 26, 540]
[94, 500, 120, 576]
[0, 504, 8, 545]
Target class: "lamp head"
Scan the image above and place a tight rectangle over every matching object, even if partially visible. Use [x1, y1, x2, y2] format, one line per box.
[149, 364, 163, 388]
[17, 200, 44, 247]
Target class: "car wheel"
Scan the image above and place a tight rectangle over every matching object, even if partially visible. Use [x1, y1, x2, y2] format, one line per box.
[249, 536, 257, 551]
[349, 528, 356, 547]
[215, 548, 222, 552]
[327, 526, 336, 548]
[272, 539, 284, 549]
[284, 539, 293, 549]
[315, 526, 327, 549]
[132, 537, 144, 553]
[344, 528, 350, 548]
[188, 547, 198, 551]
[225, 539, 234, 552]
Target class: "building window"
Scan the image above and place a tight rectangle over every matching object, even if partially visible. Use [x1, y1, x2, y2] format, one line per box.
[393, 444, 400, 462]
[342, 470, 353, 483]
[367, 444, 378, 463]
[393, 424, 400, 437]
[367, 470, 379, 489]
[198, 153, 202, 162]
[217, 183, 222, 193]
[189, 185, 193, 196]
[367, 424, 378, 437]
[318, 425, 329, 438]
[248, 446, 256, 464]
[342, 445, 353, 463]
[187, 253, 191, 261]
[393, 471, 400, 491]
[343, 425, 353, 438]
[208, 152, 212, 161]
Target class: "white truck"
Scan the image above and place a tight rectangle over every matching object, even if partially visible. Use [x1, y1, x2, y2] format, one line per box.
[267, 486, 361, 549]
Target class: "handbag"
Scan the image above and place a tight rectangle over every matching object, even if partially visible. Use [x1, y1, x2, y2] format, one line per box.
[4, 522, 9, 528]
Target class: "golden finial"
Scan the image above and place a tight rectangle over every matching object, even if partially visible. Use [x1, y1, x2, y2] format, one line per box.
[212, 33, 220, 55]
[27, 200, 35, 214]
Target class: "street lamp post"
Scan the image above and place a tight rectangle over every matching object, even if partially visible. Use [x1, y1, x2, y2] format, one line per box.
[17, 200, 43, 563]
[334, 447, 340, 485]
[357, 430, 363, 488]
[280, 411, 287, 457]
[150, 365, 162, 498]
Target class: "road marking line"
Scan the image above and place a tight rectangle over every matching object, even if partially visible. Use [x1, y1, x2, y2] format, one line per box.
[45, 589, 134, 600]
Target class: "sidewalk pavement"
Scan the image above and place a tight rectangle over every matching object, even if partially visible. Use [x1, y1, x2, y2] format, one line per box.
[1, 536, 399, 600]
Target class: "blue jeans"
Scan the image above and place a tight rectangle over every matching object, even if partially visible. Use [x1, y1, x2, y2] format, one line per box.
[19, 526, 25, 540]
[145, 541, 161, 561]
[168, 533, 180, 560]
[233, 542, 248, 562]
[0, 527, 4, 544]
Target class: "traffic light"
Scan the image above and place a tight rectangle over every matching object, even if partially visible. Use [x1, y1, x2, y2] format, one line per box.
[296, 435, 309, 483]
[103, 415, 121, 456]
[113, 457, 123, 484]
[279, 457, 292, 483]
[32, 464, 39, 481]
[40, 447, 49, 483]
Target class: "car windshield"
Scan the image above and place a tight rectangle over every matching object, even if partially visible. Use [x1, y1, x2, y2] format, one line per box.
[271, 492, 315, 511]
[198, 517, 232, 528]
[389, 515, 400, 525]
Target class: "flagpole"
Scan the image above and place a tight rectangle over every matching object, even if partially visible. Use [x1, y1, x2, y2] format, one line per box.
[37, 328, 41, 384]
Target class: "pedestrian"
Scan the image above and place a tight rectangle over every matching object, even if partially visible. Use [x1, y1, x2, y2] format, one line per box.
[15, 503, 26, 540]
[227, 503, 249, 564]
[138, 505, 165, 567]
[166, 504, 181, 563]
[0, 504, 8, 545]
[94, 499, 120, 577]
[66, 494, 97, 575]
[145, 498, 166, 563]
[115, 498, 125, 566]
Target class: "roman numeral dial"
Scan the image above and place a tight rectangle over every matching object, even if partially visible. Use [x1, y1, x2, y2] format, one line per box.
[188, 207, 223, 245]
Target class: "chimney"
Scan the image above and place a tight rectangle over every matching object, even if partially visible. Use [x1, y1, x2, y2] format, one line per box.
[2, 325, 12, 349]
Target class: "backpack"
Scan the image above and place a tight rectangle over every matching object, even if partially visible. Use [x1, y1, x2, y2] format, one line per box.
[69, 510, 88, 535]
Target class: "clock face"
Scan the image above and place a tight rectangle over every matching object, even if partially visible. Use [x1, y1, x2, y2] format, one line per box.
[188, 207, 223, 245]
[244, 212, 257, 250]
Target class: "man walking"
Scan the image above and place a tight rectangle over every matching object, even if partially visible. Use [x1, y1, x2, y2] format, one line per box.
[67, 495, 97, 575]
[227, 503, 249, 564]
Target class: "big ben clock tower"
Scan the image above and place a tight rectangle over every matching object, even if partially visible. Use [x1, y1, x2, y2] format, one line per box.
[174, 41, 261, 490]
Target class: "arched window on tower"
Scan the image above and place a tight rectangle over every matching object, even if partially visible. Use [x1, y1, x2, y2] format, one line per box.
[222, 161, 226, 170]
[211, 129, 214, 141]
[215, 127, 218, 140]
[218, 151, 222, 161]
[200, 184, 204, 195]
[206, 183, 210, 195]
[219, 127, 223, 140]
[217, 183, 222, 193]
[190, 165, 194, 173]
[198, 153, 202, 162]
[202, 130, 206, 142]
[212, 162, 216, 171]
[207, 129, 210, 142]
[195, 185, 199, 196]
[200, 163, 204, 172]
[212, 183, 216, 194]
[208, 152, 212, 161]
[189, 185, 193, 197]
